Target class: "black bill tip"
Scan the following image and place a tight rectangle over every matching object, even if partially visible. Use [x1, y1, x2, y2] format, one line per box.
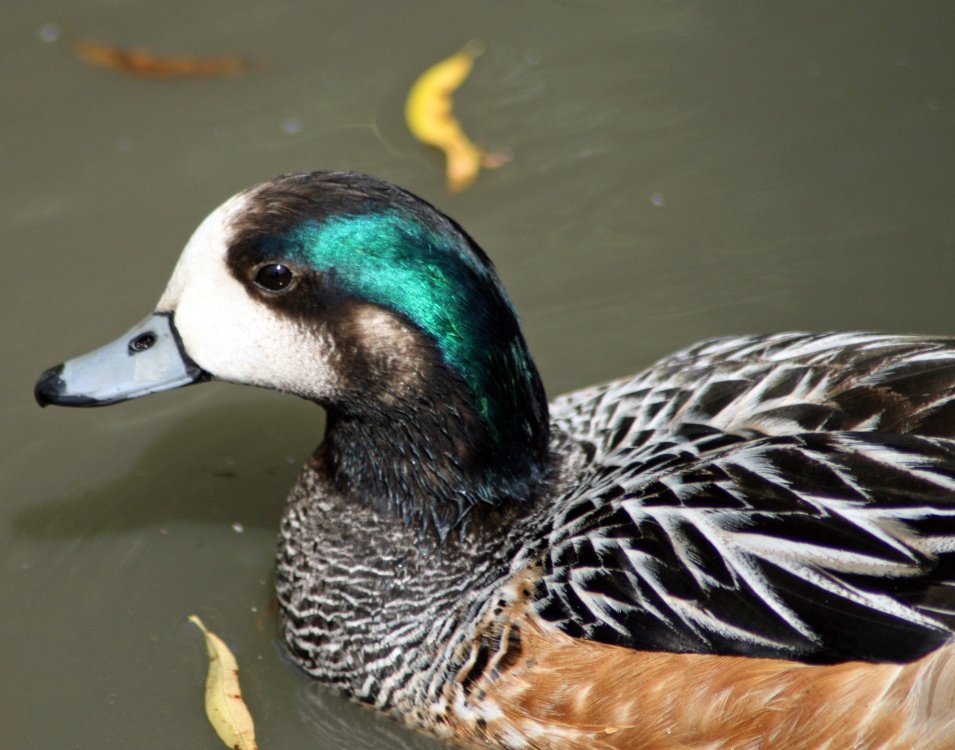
[34, 364, 104, 407]
[35, 364, 65, 407]
[34, 363, 135, 408]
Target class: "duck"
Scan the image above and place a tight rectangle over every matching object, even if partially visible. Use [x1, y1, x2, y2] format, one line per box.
[35, 171, 955, 749]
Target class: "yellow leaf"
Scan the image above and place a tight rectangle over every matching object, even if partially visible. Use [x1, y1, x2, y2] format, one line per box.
[405, 41, 505, 193]
[189, 615, 259, 750]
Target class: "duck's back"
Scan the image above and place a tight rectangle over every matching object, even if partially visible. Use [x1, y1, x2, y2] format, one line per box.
[536, 332, 955, 665]
[553, 332, 955, 452]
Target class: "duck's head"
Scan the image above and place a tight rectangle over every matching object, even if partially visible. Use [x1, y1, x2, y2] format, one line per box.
[36, 172, 550, 536]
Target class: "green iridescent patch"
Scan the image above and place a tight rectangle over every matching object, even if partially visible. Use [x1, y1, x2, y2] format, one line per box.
[283, 210, 518, 428]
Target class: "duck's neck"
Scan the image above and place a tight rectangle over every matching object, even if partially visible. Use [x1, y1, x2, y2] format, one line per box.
[279, 351, 554, 709]
[317, 351, 551, 542]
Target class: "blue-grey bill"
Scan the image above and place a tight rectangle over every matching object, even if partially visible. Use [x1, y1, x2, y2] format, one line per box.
[35, 311, 209, 407]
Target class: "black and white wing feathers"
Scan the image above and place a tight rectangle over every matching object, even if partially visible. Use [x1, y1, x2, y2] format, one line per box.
[537, 333, 955, 663]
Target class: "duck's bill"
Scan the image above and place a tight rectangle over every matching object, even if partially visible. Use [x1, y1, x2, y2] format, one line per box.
[35, 312, 210, 408]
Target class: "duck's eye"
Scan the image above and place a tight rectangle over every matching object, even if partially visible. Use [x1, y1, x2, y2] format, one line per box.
[254, 263, 294, 292]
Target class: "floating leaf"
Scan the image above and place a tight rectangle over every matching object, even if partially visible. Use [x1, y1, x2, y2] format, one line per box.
[189, 615, 259, 750]
[405, 41, 507, 192]
[70, 34, 251, 79]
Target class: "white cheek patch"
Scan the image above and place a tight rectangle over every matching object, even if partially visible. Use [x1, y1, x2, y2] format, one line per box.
[155, 192, 339, 399]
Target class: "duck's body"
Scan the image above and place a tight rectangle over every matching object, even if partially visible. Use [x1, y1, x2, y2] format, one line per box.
[276, 328, 955, 749]
[35, 173, 955, 749]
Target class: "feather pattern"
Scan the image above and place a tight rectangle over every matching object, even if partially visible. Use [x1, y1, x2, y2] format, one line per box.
[536, 332, 955, 663]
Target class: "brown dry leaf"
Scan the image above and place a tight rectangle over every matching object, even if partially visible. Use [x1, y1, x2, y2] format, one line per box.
[405, 41, 508, 192]
[70, 35, 251, 79]
[189, 615, 259, 750]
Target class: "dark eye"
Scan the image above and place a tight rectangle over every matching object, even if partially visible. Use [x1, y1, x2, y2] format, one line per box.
[254, 263, 294, 292]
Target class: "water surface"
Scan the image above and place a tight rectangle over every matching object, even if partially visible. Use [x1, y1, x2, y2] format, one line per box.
[3, 2, 955, 748]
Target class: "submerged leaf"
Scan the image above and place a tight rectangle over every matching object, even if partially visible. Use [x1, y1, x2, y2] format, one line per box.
[405, 41, 507, 192]
[189, 615, 259, 750]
